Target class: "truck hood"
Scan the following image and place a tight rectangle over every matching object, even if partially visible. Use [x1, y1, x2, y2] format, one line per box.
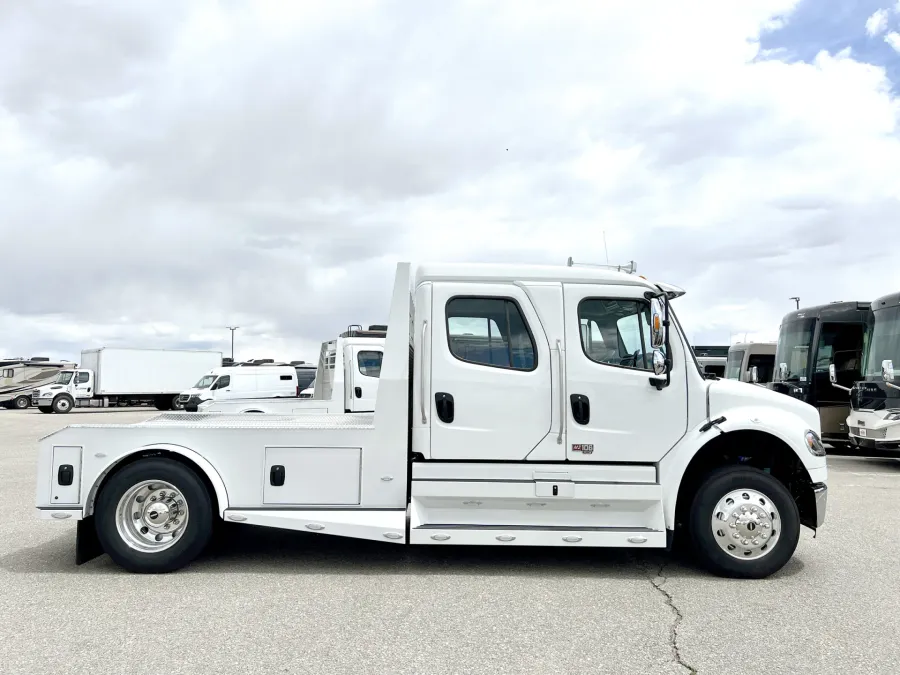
[35, 384, 66, 394]
[708, 377, 821, 434]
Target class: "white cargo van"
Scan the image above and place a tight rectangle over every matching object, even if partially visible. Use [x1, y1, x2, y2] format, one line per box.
[178, 366, 298, 411]
[200, 334, 384, 414]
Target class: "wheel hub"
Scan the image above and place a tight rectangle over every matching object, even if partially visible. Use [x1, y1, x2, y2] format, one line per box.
[116, 481, 189, 552]
[711, 489, 780, 560]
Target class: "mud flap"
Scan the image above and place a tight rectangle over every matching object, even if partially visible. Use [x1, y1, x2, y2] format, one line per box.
[76, 517, 103, 565]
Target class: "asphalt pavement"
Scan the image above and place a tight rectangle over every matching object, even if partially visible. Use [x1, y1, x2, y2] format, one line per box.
[2, 408, 899, 674]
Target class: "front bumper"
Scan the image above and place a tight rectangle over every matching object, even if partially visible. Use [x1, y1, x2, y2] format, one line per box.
[848, 435, 900, 453]
[812, 483, 827, 528]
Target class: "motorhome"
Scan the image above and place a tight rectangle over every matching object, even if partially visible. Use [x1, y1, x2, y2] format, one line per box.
[1, 358, 75, 409]
[693, 346, 729, 378]
[769, 302, 870, 448]
[31, 348, 222, 414]
[830, 292, 900, 454]
[178, 365, 300, 412]
[200, 332, 385, 415]
[726, 342, 777, 384]
[35, 261, 827, 580]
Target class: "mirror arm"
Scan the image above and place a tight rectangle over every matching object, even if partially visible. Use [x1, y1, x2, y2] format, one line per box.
[886, 381, 900, 392]
[830, 382, 853, 393]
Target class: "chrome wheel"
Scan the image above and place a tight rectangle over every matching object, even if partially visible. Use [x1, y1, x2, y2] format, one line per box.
[710, 488, 781, 560]
[115, 480, 190, 553]
[56, 398, 71, 412]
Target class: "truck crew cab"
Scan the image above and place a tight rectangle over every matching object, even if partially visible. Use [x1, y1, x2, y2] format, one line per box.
[35, 262, 828, 579]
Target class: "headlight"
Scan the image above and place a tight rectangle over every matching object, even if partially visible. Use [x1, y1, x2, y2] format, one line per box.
[41, 392, 52, 398]
[885, 411, 900, 422]
[805, 430, 826, 457]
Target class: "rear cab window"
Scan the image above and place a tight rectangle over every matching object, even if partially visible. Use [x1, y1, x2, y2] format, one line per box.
[446, 297, 536, 370]
[357, 351, 383, 377]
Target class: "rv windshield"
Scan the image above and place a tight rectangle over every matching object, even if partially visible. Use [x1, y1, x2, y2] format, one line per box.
[725, 350, 744, 380]
[193, 375, 217, 389]
[774, 318, 815, 382]
[863, 306, 900, 379]
[55, 371, 74, 385]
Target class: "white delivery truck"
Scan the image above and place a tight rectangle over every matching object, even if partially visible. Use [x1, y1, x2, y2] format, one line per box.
[32, 348, 222, 414]
[726, 342, 777, 384]
[200, 333, 385, 414]
[831, 291, 900, 455]
[35, 262, 828, 579]
[177, 365, 299, 412]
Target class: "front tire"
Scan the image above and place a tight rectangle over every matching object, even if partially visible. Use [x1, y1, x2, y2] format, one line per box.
[689, 466, 800, 579]
[13, 395, 30, 409]
[95, 458, 213, 573]
[52, 395, 74, 414]
[38, 405, 53, 414]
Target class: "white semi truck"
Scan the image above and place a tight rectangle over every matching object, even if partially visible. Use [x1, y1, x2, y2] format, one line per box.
[199, 333, 385, 415]
[831, 291, 900, 455]
[31, 348, 223, 414]
[35, 262, 827, 579]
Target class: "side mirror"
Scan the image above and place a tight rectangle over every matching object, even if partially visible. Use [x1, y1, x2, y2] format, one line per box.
[778, 362, 788, 381]
[828, 363, 837, 384]
[883, 359, 895, 382]
[750, 366, 759, 384]
[652, 349, 667, 376]
[649, 299, 666, 348]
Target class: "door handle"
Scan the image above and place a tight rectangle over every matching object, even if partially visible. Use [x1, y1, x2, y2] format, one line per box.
[354, 386, 362, 399]
[270, 465, 285, 487]
[435, 392, 454, 424]
[570, 394, 590, 425]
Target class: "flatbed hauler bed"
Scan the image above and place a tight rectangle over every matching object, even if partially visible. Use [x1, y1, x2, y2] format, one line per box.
[36, 262, 828, 578]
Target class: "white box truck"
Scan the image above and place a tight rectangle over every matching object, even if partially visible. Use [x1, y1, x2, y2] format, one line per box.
[31, 348, 222, 414]
[35, 262, 827, 579]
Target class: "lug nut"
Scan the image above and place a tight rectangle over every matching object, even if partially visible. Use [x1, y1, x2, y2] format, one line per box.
[140, 527, 149, 534]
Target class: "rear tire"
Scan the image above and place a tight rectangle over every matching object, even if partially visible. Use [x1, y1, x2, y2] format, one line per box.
[13, 395, 30, 409]
[171, 395, 184, 410]
[154, 397, 173, 411]
[95, 458, 213, 573]
[689, 465, 799, 579]
[52, 395, 74, 414]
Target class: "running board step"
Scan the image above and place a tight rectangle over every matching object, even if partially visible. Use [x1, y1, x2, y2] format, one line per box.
[409, 526, 666, 548]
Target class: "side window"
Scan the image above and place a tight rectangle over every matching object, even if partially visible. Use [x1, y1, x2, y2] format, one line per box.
[76, 372, 90, 384]
[579, 299, 656, 371]
[816, 322, 864, 390]
[446, 297, 536, 370]
[213, 375, 230, 390]
[295, 370, 316, 390]
[747, 354, 774, 383]
[1, 369, 13, 378]
[357, 351, 383, 378]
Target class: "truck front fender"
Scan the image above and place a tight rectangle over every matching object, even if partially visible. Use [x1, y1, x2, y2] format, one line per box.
[659, 405, 826, 529]
[85, 443, 230, 518]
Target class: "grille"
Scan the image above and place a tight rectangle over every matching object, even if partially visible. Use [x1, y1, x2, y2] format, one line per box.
[178, 394, 190, 403]
[850, 426, 887, 439]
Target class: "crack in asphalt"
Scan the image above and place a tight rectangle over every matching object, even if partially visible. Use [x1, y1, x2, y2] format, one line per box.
[650, 561, 697, 674]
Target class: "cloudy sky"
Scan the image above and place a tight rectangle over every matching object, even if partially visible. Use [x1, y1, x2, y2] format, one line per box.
[1, 0, 899, 365]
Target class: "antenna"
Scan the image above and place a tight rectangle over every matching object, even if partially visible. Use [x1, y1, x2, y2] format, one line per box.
[603, 230, 610, 266]
[790, 297, 800, 310]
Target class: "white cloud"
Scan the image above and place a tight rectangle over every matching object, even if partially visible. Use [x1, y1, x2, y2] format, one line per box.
[1, 0, 899, 364]
[866, 8, 890, 36]
[886, 31, 900, 52]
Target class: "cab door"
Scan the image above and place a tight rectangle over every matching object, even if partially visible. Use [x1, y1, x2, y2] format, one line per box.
[563, 284, 688, 462]
[348, 347, 382, 412]
[428, 282, 553, 460]
[73, 370, 93, 400]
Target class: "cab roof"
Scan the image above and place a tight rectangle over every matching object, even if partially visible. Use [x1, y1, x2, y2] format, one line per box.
[414, 262, 666, 292]
[780, 300, 871, 324]
[873, 292, 900, 312]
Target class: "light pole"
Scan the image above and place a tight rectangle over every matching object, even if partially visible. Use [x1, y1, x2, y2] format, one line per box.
[225, 326, 239, 360]
[790, 297, 800, 310]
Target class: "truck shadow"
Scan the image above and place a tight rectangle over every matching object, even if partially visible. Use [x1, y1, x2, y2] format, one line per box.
[0, 523, 805, 580]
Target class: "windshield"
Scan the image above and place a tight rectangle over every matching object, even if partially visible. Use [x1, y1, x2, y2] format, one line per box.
[864, 306, 900, 379]
[55, 371, 74, 384]
[774, 318, 815, 382]
[725, 350, 744, 379]
[193, 375, 217, 389]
